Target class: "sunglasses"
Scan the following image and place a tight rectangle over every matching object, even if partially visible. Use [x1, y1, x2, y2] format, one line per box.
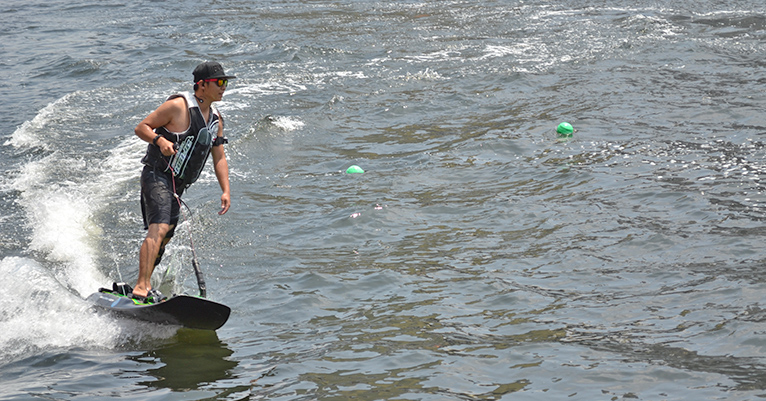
[203, 78, 228, 87]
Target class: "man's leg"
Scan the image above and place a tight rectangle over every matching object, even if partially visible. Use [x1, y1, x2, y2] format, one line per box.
[153, 224, 176, 266]
[134, 222, 170, 298]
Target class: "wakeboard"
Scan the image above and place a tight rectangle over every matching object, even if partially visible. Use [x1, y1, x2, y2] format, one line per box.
[87, 286, 231, 330]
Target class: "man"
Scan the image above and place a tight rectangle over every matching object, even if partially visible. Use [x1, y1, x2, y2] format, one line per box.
[130, 61, 234, 303]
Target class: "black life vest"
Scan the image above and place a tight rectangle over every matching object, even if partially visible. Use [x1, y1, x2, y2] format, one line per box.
[141, 92, 219, 188]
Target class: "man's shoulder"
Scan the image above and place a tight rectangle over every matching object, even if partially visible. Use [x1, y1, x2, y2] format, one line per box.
[152, 93, 190, 130]
[165, 92, 190, 106]
[159, 94, 189, 114]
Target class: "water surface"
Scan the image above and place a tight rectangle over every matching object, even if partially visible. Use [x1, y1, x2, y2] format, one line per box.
[3, 1, 766, 399]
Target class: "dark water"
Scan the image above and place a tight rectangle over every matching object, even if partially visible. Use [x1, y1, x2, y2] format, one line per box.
[4, 0, 766, 399]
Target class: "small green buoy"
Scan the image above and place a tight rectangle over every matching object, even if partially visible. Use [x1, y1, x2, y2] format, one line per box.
[346, 165, 365, 174]
[556, 122, 573, 138]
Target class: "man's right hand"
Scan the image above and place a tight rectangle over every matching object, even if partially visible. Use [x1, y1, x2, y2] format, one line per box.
[158, 137, 177, 156]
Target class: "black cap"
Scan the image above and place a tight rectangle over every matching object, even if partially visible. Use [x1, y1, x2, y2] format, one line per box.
[192, 61, 236, 82]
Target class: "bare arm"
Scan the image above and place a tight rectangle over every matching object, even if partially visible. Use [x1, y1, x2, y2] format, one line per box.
[211, 121, 231, 215]
[135, 97, 187, 157]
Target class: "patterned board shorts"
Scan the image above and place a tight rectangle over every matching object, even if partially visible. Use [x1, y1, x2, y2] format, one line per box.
[140, 165, 185, 230]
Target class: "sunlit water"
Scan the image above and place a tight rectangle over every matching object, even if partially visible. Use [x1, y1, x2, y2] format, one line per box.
[3, 1, 766, 400]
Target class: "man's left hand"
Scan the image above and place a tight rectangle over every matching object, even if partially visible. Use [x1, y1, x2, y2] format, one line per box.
[219, 192, 231, 215]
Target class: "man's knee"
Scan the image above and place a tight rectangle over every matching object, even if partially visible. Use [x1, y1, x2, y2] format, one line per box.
[165, 224, 177, 240]
[153, 224, 176, 267]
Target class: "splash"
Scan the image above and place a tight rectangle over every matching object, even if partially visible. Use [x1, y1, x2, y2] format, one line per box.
[267, 115, 306, 132]
[0, 257, 177, 366]
[0, 90, 186, 364]
[8, 91, 147, 296]
[4, 94, 76, 151]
